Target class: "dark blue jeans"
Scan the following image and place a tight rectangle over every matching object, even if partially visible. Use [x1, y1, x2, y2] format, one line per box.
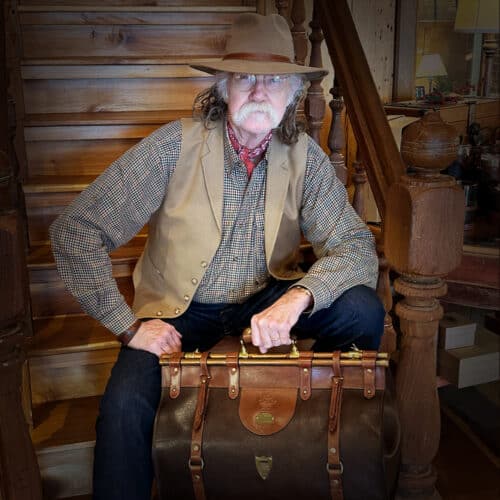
[93, 282, 384, 499]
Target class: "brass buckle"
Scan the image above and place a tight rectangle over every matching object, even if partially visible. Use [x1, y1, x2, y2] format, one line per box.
[326, 461, 344, 475]
[188, 457, 205, 470]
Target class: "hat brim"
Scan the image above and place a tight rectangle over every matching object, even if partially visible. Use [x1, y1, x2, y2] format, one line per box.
[191, 59, 328, 80]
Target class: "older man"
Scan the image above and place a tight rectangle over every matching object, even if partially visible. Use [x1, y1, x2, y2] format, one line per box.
[50, 13, 384, 500]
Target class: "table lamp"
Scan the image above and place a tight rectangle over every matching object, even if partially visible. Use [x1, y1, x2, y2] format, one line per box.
[416, 53, 448, 94]
[454, 0, 500, 96]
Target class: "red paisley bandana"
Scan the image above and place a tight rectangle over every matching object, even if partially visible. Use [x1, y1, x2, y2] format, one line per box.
[227, 121, 272, 178]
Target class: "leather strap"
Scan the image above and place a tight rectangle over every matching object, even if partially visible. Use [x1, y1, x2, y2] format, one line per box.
[169, 352, 182, 399]
[189, 352, 210, 500]
[116, 319, 141, 345]
[226, 352, 240, 400]
[298, 351, 314, 400]
[361, 351, 377, 399]
[328, 352, 344, 500]
[222, 51, 292, 64]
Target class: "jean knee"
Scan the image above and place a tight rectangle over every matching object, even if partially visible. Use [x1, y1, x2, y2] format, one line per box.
[351, 286, 385, 348]
[358, 289, 385, 331]
[97, 350, 161, 435]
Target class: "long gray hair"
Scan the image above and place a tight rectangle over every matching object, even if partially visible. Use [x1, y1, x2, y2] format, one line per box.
[192, 73, 307, 145]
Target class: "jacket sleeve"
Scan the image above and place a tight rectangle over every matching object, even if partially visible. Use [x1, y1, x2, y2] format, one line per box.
[49, 122, 181, 334]
[296, 139, 379, 314]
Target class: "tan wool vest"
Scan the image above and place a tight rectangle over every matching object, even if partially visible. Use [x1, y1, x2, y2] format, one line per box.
[132, 118, 308, 319]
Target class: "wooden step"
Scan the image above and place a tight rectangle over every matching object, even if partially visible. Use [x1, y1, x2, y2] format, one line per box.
[23, 175, 151, 244]
[24, 175, 98, 194]
[32, 395, 100, 499]
[24, 110, 191, 181]
[23, 77, 210, 115]
[19, 5, 255, 26]
[29, 315, 119, 356]
[28, 237, 145, 279]
[30, 275, 134, 319]
[19, 4, 256, 15]
[24, 110, 191, 127]
[28, 315, 120, 404]
[28, 239, 143, 317]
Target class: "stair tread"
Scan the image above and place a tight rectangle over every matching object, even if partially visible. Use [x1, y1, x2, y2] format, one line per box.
[22, 56, 222, 66]
[27, 236, 146, 269]
[24, 174, 98, 193]
[19, 5, 253, 13]
[29, 315, 120, 356]
[24, 109, 191, 127]
[32, 395, 100, 450]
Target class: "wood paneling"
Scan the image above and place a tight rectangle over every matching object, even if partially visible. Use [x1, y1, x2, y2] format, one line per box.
[25, 123, 161, 141]
[393, 0, 417, 101]
[20, 10, 250, 26]
[22, 64, 208, 79]
[348, 0, 395, 103]
[21, 0, 257, 6]
[23, 77, 212, 114]
[22, 24, 229, 59]
[26, 139, 138, 177]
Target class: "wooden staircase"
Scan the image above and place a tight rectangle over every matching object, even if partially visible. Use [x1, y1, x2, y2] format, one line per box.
[5, 1, 265, 497]
[3, 2, 467, 500]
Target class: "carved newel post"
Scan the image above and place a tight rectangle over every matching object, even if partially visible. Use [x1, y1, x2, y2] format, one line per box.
[384, 112, 465, 500]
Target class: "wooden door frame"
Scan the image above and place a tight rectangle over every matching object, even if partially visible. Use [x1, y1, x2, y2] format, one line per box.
[393, 0, 418, 101]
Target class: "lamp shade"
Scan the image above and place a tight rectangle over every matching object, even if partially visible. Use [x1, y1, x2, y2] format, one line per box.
[454, 0, 500, 33]
[416, 54, 448, 78]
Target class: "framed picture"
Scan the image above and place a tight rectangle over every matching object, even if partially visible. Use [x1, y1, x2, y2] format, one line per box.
[415, 85, 426, 100]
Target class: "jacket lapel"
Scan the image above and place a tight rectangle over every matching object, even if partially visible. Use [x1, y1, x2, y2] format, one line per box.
[265, 135, 290, 261]
[201, 123, 224, 234]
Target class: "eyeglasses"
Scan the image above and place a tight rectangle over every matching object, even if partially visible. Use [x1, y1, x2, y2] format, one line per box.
[230, 73, 290, 92]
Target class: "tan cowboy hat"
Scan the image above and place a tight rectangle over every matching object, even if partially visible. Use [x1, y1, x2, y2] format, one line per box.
[191, 13, 328, 80]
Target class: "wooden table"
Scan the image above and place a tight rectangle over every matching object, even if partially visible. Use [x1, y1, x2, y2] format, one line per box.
[384, 97, 500, 139]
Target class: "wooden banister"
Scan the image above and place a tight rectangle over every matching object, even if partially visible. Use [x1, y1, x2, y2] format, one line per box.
[315, 0, 406, 218]
[0, 3, 42, 497]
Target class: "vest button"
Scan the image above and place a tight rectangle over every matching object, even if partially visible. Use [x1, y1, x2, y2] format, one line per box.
[174, 307, 181, 315]
[201, 261, 207, 268]
[156, 311, 163, 316]
[191, 278, 198, 285]
[183, 295, 189, 301]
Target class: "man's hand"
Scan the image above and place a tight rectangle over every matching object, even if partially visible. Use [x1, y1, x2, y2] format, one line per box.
[250, 287, 312, 353]
[128, 319, 182, 357]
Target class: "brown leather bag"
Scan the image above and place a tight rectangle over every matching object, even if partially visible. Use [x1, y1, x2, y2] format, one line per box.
[153, 339, 400, 500]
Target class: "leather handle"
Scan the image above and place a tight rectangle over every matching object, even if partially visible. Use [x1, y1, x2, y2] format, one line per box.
[241, 327, 298, 355]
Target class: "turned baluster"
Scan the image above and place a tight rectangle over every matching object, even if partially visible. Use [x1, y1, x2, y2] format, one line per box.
[274, 0, 290, 19]
[384, 112, 464, 500]
[304, 2, 326, 145]
[374, 229, 397, 355]
[352, 160, 367, 222]
[328, 79, 348, 185]
[290, 0, 307, 66]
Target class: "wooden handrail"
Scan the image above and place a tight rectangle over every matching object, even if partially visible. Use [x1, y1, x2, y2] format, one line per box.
[315, 0, 406, 218]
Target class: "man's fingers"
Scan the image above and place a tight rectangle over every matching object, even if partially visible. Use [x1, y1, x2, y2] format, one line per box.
[128, 319, 183, 357]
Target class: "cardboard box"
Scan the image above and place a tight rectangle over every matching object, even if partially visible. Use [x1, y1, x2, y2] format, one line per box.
[438, 328, 500, 389]
[439, 312, 476, 350]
